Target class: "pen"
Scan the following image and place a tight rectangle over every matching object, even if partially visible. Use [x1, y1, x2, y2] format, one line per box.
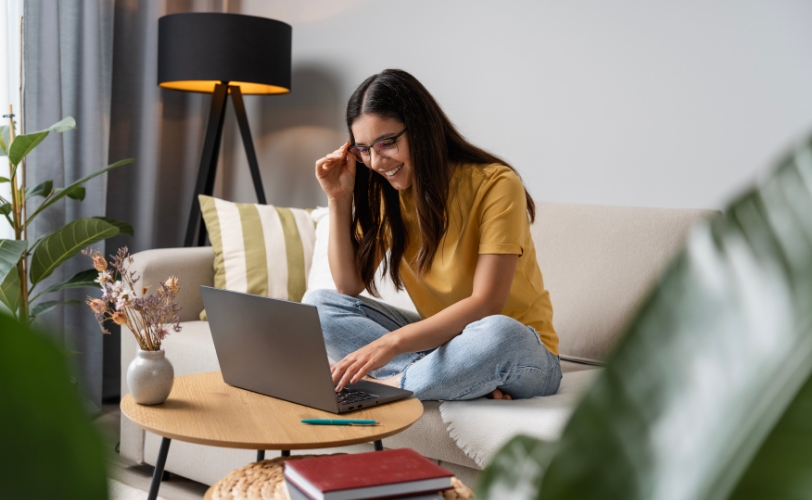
[301, 419, 378, 425]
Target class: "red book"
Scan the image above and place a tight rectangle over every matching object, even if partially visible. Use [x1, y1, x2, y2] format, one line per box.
[284, 448, 454, 500]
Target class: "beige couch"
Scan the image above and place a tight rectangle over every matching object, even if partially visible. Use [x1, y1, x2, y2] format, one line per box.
[120, 201, 715, 488]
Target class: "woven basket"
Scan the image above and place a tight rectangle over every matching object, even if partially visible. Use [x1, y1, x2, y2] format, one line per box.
[205, 455, 474, 500]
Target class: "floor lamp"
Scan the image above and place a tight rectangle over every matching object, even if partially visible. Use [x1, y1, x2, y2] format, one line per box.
[157, 13, 292, 247]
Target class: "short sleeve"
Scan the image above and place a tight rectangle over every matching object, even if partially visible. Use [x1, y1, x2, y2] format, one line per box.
[477, 168, 528, 255]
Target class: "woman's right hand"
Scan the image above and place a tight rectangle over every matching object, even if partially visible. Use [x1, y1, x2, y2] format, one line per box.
[315, 141, 356, 202]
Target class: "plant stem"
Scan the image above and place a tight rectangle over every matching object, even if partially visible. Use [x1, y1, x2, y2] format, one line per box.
[7, 105, 28, 326]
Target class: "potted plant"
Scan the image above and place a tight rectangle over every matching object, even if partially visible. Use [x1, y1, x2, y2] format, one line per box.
[0, 114, 133, 326]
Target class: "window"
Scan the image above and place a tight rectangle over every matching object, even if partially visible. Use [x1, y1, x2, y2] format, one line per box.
[0, 0, 23, 238]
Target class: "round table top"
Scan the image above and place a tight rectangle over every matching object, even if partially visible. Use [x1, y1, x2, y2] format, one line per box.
[120, 371, 423, 450]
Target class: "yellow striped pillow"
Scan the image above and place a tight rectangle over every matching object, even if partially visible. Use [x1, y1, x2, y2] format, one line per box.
[198, 195, 316, 320]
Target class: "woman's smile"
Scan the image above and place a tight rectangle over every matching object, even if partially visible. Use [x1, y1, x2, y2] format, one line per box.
[381, 164, 403, 178]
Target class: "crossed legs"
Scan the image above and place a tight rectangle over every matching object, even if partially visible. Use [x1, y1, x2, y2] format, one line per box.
[304, 289, 561, 401]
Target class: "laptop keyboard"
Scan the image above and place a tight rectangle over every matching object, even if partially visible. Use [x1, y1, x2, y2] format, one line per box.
[336, 388, 377, 405]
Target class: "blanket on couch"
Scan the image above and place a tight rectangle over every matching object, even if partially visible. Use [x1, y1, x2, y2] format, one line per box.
[439, 368, 601, 467]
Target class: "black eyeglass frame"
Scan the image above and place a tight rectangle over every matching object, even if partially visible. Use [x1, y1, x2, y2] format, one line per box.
[349, 129, 407, 164]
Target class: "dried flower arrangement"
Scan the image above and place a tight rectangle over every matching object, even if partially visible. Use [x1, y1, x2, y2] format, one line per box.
[83, 247, 181, 351]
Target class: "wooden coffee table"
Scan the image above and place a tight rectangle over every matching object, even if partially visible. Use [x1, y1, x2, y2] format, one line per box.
[121, 371, 423, 500]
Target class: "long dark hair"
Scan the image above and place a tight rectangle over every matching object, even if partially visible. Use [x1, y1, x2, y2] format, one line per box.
[347, 69, 535, 296]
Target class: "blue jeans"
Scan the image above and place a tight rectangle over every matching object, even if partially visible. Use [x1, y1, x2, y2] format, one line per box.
[304, 289, 562, 401]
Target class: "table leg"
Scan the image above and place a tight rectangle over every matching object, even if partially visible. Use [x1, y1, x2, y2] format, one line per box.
[374, 440, 383, 451]
[257, 450, 265, 461]
[281, 450, 290, 457]
[147, 437, 172, 500]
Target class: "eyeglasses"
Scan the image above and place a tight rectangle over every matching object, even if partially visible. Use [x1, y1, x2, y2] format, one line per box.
[349, 129, 407, 164]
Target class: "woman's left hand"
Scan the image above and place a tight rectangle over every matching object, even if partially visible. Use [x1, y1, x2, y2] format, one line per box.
[332, 335, 399, 391]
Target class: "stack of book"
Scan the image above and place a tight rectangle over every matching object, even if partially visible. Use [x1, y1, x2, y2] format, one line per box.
[284, 448, 454, 500]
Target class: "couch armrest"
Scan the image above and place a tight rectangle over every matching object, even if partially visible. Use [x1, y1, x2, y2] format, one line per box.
[120, 247, 214, 464]
[130, 247, 214, 322]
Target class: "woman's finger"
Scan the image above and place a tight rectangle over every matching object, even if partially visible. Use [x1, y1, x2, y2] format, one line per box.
[351, 360, 375, 385]
[337, 359, 365, 391]
[316, 144, 350, 171]
[331, 359, 349, 385]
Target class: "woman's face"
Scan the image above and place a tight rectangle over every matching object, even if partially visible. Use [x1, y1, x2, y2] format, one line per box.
[351, 114, 413, 191]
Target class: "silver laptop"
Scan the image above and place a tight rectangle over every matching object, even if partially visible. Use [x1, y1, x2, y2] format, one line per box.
[200, 286, 413, 413]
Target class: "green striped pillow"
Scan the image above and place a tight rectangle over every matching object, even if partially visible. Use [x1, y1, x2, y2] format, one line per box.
[198, 195, 316, 320]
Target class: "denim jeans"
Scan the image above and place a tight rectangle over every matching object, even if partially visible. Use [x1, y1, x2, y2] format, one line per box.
[304, 289, 562, 401]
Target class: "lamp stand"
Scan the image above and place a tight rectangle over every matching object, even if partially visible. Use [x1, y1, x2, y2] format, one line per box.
[184, 82, 267, 247]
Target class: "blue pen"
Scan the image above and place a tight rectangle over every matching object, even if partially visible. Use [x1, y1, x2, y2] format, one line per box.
[301, 419, 378, 425]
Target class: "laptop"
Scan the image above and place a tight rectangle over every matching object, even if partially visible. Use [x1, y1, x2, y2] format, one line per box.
[200, 286, 413, 413]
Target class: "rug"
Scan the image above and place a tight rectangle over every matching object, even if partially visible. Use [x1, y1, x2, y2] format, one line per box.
[108, 479, 167, 500]
[439, 368, 601, 467]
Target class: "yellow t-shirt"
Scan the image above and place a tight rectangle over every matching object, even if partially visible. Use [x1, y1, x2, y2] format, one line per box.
[397, 163, 559, 356]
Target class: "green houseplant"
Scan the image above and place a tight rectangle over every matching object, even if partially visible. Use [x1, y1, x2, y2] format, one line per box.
[0, 115, 133, 326]
[477, 136, 812, 499]
[0, 311, 108, 500]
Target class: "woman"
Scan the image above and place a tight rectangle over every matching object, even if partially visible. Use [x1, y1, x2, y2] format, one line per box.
[305, 69, 561, 401]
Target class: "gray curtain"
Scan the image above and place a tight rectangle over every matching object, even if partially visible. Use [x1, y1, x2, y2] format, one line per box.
[23, 0, 115, 412]
[107, 0, 226, 255]
[23, 0, 224, 410]
[105, 0, 225, 400]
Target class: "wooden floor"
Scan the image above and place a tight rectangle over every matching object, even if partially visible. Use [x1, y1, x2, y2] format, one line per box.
[96, 404, 208, 500]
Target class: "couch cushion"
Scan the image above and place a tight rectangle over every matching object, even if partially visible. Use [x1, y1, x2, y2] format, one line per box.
[303, 207, 417, 313]
[533, 202, 716, 363]
[157, 320, 221, 375]
[198, 195, 316, 320]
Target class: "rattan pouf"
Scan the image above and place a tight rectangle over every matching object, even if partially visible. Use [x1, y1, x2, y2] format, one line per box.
[205, 455, 474, 500]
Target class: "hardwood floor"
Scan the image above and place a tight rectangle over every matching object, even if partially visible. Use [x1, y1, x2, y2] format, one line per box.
[96, 404, 208, 500]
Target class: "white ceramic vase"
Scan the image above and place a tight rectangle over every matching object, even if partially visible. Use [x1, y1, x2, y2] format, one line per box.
[127, 348, 174, 405]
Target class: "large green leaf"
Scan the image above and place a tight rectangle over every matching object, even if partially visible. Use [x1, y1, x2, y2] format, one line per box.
[25, 180, 54, 199]
[29, 218, 119, 286]
[0, 313, 108, 499]
[26, 158, 134, 228]
[0, 239, 26, 290]
[94, 216, 134, 237]
[0, 124, 10, 156]
[478, 136, 812, 500]
[477, 436, 557, 499]
[34, 268, 100, 299]
[0, 269, 20, 313]
[7, 117, 76, 166]
[65, 185, 86, 201]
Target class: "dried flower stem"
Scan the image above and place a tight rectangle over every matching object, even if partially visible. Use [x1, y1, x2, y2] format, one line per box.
[83, 247, 182, 351]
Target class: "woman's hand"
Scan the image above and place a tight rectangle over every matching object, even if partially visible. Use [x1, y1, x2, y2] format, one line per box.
[315, 141, 356, 202]
[332, 334, 400, 391]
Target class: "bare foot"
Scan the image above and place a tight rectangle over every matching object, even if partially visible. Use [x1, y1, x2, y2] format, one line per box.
[487, 388, 512, 400]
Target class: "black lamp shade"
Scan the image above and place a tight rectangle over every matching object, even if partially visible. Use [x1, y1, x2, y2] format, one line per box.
[158, 13, 291, 95]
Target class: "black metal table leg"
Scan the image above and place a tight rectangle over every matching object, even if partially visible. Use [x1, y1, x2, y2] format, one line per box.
[374, 440, 383, 451]
[281, 450, 290, 457]
[147, 437, 172, 500]
[257, 450, 265, 461]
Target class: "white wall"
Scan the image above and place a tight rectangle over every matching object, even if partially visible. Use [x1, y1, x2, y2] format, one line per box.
[222, 0, 812, 211]
[0, 0, 23, 239]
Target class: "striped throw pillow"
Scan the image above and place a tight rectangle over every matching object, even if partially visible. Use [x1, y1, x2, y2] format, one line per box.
[198, 195, 316, 320]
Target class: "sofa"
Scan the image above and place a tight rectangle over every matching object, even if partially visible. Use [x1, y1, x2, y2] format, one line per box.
[120, 201, 715, 488]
